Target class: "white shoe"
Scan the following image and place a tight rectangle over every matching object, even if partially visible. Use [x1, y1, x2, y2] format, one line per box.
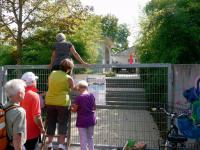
[58, 144, 67, 150]
[47, 142, 53, 150]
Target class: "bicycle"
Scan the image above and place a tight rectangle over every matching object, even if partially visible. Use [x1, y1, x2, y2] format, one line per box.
[152, 107, 188, 150]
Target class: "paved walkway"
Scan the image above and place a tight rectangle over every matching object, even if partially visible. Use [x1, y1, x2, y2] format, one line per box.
[39, 109, 160, 149]
[70, 109, 160, 149]
[37, 144, 99, 150]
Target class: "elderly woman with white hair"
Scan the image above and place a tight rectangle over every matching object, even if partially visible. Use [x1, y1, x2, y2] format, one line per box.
[4, 79, 27, 150]
[49, 33, 88, 70]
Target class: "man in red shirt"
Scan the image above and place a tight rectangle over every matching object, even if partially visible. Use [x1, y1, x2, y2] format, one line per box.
[20, 72, 45, 150]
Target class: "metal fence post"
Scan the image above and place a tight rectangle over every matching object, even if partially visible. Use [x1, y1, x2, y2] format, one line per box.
[168, 64, 173, 109]
[0, 66, 4, 104]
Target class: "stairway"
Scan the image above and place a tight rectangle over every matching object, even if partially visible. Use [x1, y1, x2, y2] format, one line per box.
[106, 75, 147, 108]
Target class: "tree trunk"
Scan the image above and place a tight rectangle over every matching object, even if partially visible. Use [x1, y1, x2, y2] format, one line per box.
[16, 34, 22, 64]
[16, 0, 23, 65]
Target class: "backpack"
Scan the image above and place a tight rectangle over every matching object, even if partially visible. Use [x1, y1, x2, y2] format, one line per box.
[0, 104, 19, 150]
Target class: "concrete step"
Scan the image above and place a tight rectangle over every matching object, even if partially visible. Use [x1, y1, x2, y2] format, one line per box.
[106, 96, 145, 102]
[106, 88, 144, 92]
[106, 90, 145, 96]
[106, 101, 148, 106]
[106, 78, 144, 88]
[106, 83, 144, 88]
[106, 78, 143, 84]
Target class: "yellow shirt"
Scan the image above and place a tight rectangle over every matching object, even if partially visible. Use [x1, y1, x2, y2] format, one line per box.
[45, 71, 71, 106]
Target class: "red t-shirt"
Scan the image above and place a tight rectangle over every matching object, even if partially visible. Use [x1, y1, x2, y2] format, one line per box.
[20, 86, 41, 140]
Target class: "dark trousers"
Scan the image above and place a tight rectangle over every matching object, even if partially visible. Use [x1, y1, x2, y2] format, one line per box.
[46, 105, 70, 135]
[6, 145, 14, 150]
[24, 136, 39, 150]
[7, 145, 26, 150]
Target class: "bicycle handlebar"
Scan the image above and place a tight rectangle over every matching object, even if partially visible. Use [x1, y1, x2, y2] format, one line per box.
[159, 108, 171, 116]
[151, 107, 190, 118]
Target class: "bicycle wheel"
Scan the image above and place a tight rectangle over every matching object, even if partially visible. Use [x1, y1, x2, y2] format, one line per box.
[180, 143, 187, 150]
[166, 141, 181, 150]
[163, 140, 173, 150]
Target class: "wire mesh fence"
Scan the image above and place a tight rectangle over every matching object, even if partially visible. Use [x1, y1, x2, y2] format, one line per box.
[0, 64, 173, 149]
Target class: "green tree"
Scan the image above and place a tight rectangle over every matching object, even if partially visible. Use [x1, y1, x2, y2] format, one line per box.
[0, 45, 16, 65]
[136, 0, 200, 64]
[0, 0, 91, 64]
[101, 14, 118, 42]
[116, 24, 130, 50]
[69, 15, 102, 64]
[39, 0, 92, 35]
[22, 29, 55, 65]
[0, 0, 61, 64]
[22, 15, 102, 65]
[101, 14, 130, 52]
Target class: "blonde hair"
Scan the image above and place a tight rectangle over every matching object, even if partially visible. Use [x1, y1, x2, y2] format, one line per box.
[60, 58, 74, 72]
[4, 79, 26, 98]
[78, 80, 88, 88]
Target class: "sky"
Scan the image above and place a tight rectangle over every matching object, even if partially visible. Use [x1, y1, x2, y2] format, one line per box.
[80, 0, 150, 46]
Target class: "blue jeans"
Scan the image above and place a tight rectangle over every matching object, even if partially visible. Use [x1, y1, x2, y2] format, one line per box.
[78, 126, 94, 150]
